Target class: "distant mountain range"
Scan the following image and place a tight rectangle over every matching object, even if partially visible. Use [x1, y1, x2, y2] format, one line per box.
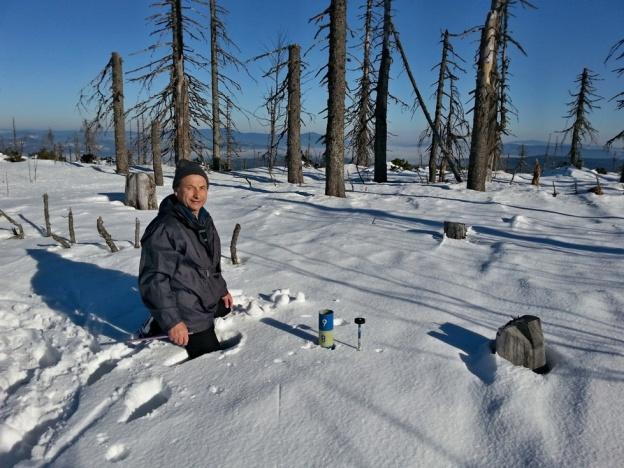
[1, 128, 621, 162]
[0, 128, 325, 155]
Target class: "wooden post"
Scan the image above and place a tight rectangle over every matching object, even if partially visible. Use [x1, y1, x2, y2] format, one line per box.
[125, 173, 158, 210]
[134, 218, 140, 248]
[151, 120, 163, 186]
[43, 193, 52, 236]
[68, 208, 76, 244]
[0, 209, 25, 239]
[51, 233, 71, 248]
[443, 221, 467, 239]
[97, 217, 119, 252]
[495, 315, 546, 371]
[230, 223, 241, 265]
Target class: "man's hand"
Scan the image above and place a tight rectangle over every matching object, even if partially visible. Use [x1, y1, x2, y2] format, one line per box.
[221, 292, 234, 309]
[168, 321, 189, 346]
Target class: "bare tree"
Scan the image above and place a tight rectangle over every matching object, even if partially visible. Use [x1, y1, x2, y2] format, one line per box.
[81, 119, 100, 157]
[78, 52, 128, 173]
[561, 68, 602, 169]
[224, 98, 240, 171]
[287, 44, 303, 184]
[209, 0, 246, 171]
[467, 0, 533, 190]
[422, 30, 469, 182]
[373, 0, 392, 183]
[130, 0, 211, 163]
[44, 128, 55, 152]
[605, 39, 624, 147]
[252, 35, 289, 172]
[438, 73, 470, 181]
[390, 23, 463, 182]
[346, 0, 378, 167]
[311, 0, 347, 197]
[467, 0, 506, 191]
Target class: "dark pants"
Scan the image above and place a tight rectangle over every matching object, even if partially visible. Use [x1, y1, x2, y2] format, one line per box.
[185, 326, 221, 360]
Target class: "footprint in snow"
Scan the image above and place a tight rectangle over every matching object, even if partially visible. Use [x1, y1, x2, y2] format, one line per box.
[120, 378, 171, 423]
[208, 385, 224, 395]
[105, 443, 130, 462]
[219, 331, 244, 356]
[86, 359, 118, 386]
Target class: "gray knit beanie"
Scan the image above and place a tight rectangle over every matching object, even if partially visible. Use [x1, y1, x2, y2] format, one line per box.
[172, 160, 209, 189]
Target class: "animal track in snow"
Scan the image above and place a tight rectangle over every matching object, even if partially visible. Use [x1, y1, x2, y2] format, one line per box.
[120, 378, 171, 423]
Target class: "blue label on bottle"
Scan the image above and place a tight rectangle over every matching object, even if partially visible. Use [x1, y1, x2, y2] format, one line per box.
[319, 309, 334, 331]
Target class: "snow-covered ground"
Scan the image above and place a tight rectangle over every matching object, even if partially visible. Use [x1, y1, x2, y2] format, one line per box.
[0, 156, 623, 467]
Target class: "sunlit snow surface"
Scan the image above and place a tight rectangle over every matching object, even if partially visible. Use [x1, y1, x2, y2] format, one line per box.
[0, 157, 623, 467]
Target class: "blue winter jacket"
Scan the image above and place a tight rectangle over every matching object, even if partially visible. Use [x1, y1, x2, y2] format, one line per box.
[139, 194, 228, 333]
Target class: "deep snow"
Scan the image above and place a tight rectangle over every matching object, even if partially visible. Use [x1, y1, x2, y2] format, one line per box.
[0, 157, 623, 467]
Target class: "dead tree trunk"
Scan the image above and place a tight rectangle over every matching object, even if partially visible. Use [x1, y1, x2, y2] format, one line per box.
[569, 68, 589, 169]
[210, 0, 222, 171]
[496, 315, 546, 371]
[0, 209, 25, 239]
[112, 52, 128, 175]
[325, 0, 347, 197]
[374, 0, 392, 184]
[125, 173, 158, 210]
[429, 30, 450, 183]
[467, 0, 505, 191]
[172, 0, 190, 162]
[225, 99, 234, 171]
[287, 44, 303, 184]
[230, 223, 241, 265]
[350, 0, 374, 167]
[151, 120, 164, 186]
[68, 208, 76, 243]
[444, 221, 467, 239]
[531, 159, 541, 186]
[134, 218, 141, 248]
[43, 193, 51, 237]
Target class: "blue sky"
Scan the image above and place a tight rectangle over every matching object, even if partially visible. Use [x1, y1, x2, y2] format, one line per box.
[0, 0, 622, 145]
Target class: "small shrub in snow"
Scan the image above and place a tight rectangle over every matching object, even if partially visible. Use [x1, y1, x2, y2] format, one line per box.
[3, 149, 23, 162]
[390, 158, 412, 171]
[81, 153, 98, 164]
[32, 148, 65, 161]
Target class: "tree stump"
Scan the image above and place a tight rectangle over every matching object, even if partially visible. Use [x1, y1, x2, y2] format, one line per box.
[495, 315, 546, 371]
[125, 173, 157, 210]
[444, 221, 467, 239]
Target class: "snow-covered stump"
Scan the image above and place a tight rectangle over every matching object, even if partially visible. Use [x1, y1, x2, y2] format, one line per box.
[125, 172, 157, 210]
[444, 221, 467, 239]
[495, 315, 547, 372]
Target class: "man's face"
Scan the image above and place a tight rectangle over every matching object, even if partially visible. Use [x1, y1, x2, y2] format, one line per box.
[175, 174, 208, 216]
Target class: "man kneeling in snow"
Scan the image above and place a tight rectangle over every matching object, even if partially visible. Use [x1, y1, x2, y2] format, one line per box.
[138, 160, 234, 359]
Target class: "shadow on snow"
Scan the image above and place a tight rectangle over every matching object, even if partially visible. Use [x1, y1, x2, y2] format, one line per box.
[28, 249, 146, 341]
[428, 322, 497, 385]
